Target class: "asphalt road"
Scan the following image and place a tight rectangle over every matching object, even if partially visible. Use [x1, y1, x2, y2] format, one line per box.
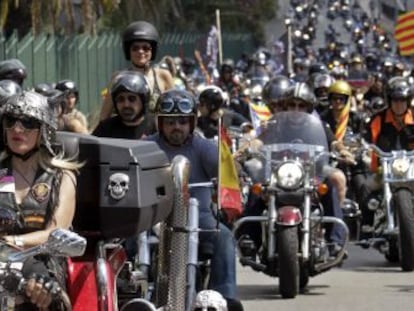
[237, 244, 414, 311]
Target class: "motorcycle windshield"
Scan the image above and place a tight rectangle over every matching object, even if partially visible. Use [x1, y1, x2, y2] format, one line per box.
[258, 111, 329, 179]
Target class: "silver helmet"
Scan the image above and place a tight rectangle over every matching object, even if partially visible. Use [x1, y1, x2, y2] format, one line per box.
[3, 91, 57, 155]
[192, 290, 228, 311]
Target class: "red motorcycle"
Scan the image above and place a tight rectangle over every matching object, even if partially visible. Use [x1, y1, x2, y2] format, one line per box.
[58, 132, 177, 311]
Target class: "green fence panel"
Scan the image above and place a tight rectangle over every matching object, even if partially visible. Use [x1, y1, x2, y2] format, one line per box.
[0, 30, 255, 120]
[33, 34, 48, 85]
[5, 32, 18, 59]
[0, 36, 5, 60]
[87, 36, 99, 115]
[45, 36, 57, 84]
[96, 34, 108, 112]
[17, 33, 34, 88]
[77, 35, 89, 115]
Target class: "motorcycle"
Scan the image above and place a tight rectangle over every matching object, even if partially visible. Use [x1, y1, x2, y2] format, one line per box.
[233, 111, 349, 298]
[0, 229, 86, 310]
[355, 144, 414, 271]
[54, 132, 178, 310]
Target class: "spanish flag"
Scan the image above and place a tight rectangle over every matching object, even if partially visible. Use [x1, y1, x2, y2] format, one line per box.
[395, 10, 414, 56]
[219, 125, 242, 222]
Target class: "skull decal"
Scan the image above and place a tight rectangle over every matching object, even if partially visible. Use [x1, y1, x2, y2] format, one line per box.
[192, 290, 228, 311]
[108, 173, 130, 200]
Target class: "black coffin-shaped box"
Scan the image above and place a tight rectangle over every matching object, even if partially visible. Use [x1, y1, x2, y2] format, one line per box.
[56, 132, 174, 238]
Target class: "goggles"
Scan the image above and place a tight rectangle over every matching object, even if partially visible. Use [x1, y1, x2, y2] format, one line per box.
[159, 98, 194, 114]
[3, 115, 41, 130]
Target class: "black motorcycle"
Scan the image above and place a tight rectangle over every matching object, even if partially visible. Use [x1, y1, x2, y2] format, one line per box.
[233, 112, 349, 298]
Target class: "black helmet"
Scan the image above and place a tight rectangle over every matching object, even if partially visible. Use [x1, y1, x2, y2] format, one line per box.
[111, 71, 150, 115]
[44, 89, 67, 115]
[313, 73, 335, 97]
[285, 82, 316, 113]
[370, 96, 386, 112]
[55, 79, 79, 98]
[0, 59, 27, 86]
[122, 21, 159, 61]
[385, 77, 411, 102]
[308, 62, 328, 76]
[0, 80, 22, 104]
[198, 85, 226, 112]
[156, 89, 197, 132]
[34, 83, 53, 96]
[262, 75, 291, 107]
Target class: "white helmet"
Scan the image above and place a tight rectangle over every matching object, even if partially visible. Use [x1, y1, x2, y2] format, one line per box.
[192, 290, 228, 311]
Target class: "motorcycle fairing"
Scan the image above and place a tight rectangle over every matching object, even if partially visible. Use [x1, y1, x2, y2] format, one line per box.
[258, 111, 329, 183]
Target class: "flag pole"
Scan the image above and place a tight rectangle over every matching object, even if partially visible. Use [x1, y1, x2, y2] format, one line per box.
[216, 9, 223, 67]
[217, 116, 222, 213]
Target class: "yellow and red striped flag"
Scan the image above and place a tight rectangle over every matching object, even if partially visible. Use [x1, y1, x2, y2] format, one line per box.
[219, 126, 242, 222]
[249, 102, 272, 136]
[335, 100, 350, 141]
[395, 10, 414, 56]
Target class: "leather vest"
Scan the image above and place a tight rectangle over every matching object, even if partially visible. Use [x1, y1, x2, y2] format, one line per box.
[0, 159, 58, 234]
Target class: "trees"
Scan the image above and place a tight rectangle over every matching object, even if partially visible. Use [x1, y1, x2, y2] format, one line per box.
[0, 0, 276, 46]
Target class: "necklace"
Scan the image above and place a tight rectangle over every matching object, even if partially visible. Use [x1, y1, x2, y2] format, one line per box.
[13, 167, 35, 187]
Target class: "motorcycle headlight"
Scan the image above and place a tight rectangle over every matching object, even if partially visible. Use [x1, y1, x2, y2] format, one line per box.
[273, 161, 304, 190]
[391, 158, 410, 176]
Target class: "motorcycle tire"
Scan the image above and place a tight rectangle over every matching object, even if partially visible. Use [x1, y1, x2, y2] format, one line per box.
[394, 189, 414, 271]
[299, 261, 309, 290]
[385, 238, 399, 263]
[277, 226, 299, 299]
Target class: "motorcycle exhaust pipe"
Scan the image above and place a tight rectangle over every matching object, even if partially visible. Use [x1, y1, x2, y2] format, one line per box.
[156, 155, 191, 311]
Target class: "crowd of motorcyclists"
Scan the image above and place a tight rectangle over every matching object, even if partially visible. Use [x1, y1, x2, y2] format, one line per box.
[0, 0, 414, 309]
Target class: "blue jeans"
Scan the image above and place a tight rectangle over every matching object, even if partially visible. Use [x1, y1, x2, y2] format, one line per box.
[199, 212, 237, 299]
[321, 183, 346, 245]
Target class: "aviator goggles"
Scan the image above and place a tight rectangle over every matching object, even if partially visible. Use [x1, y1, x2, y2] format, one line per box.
[158, 98, 194, 114]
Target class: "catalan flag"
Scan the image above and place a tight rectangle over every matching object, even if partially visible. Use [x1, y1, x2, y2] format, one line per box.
[248, 102, 272, 136]
[395, 10, 414, 56]
[219, 125, 242, 222]
[335, 100, 350, 141]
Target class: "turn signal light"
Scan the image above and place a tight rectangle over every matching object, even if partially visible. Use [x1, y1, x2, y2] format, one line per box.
[251, 183, 263, 195]
[317, 183, 329, 196]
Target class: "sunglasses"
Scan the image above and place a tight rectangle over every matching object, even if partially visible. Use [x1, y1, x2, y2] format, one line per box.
[286, 101, 309, 110]
[329, 94, 348, 102]
[115, 94, 139, 103]
[162, 116, 191, 126]
[3, 115, 41, 130]
[268, 101, 286, 111]
[130, 43, 152, 52]
[159, 98, 194, 114]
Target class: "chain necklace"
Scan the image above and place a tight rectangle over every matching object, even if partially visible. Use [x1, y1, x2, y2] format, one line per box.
[13, 167, 35, 187]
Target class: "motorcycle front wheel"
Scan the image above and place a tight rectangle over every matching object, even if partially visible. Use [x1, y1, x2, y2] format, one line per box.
[277, 226, 299, 298]
[394, 188, 414, 271]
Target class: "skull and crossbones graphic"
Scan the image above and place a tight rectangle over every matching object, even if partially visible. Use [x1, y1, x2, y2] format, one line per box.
[108, 173, 130, 200]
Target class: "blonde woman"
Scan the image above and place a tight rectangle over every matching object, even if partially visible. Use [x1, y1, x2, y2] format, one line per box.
[0, 91, 82, 310]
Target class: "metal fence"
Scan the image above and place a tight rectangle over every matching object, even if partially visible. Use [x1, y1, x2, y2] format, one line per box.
[0, 31, 254, 120]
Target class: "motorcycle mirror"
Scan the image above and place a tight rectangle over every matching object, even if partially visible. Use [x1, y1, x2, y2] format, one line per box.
[47, 229, 87, 257]
[8, 229, 86, 262]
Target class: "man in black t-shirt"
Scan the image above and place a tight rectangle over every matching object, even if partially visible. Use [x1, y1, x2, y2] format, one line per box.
[92, 71, 154, 138]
